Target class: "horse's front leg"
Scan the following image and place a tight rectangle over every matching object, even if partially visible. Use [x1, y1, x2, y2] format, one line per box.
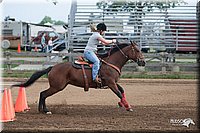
[107, 82, 132, 112]
[117, 84, 133, 112]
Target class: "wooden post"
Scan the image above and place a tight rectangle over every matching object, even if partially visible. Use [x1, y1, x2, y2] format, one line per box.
[137, 66, 145, 72]
[160, 52, 166, 73]
[5, 51, 11, 70]
[172, 65, 180, 73]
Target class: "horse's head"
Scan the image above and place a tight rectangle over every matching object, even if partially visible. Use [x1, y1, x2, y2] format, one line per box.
[106, 40, 145, 67]
[126, 41, 146, 66]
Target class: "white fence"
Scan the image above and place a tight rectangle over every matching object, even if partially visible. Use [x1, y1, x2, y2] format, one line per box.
[68, 0, 197, 53]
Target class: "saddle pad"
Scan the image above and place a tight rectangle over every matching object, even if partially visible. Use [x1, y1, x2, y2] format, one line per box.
[75, 60, 90, 65]
[72, 62, 92, 69]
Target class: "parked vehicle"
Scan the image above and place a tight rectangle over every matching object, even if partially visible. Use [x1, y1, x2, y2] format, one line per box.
[31, 31, 66, 51]
[32, 31, 59, 45]
[1, 21, 31, 50]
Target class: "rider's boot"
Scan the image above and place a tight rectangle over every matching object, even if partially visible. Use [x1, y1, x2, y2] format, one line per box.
[94, 76, 102, 84]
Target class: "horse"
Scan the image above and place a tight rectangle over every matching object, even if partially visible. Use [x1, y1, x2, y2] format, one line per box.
[11, 41, 145, 114]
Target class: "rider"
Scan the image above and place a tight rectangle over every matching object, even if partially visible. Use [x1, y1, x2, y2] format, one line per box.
[84, 23, 116, 84]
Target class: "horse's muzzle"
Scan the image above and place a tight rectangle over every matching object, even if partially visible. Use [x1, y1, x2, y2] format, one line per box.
[137, 60, 146, 66]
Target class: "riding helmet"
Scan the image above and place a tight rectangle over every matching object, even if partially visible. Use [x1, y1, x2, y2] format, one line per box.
[97, 23, 107, 31]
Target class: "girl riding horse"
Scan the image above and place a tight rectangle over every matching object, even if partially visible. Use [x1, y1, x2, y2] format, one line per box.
[84, 23, 116, 84]
[11, 39, 145, 115]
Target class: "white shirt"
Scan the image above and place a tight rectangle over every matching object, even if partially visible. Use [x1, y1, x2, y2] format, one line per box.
[48, 40, 53, 46]
[84, 32, 102, 52]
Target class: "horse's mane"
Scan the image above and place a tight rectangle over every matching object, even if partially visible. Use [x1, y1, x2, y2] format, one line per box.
[98, 42, 130, 58]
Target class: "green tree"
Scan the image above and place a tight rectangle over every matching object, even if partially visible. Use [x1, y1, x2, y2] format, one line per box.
[39, 16, 66, 25]
[39, 16, 53, 25]
[96, 0, 187, 36]
[97, 0, 187, 12]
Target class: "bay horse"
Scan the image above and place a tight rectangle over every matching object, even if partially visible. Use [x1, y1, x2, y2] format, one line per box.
[11, 41, 145, 114]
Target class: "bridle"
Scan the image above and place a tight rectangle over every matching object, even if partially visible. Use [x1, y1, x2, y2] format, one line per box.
[99, 43, 130, 75]
[115, 42, 145, 64]
[99, 42, 144, 75]
[115, 44, 129, 59]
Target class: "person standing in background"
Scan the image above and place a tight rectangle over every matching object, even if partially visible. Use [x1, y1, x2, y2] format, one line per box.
[48, 37, 53, 52]
[41, 33, 46, 52]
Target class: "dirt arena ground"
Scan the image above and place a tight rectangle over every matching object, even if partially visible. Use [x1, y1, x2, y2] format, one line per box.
[1, 78, 199, 132]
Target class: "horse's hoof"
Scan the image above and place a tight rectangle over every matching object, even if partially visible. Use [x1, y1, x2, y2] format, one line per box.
[46, 111, 52, 115]
[126, 108, 133, 112]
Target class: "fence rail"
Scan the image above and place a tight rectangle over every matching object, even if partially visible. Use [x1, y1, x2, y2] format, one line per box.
[2, 51, 198, 72]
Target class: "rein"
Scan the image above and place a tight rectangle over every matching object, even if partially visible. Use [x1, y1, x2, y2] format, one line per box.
[99, 44, 131, 75]
[99, 58, 121, 75]
[106, 44, 129, 59]
[115, 44, 129, 59]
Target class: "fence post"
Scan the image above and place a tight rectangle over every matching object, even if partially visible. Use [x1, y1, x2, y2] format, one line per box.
[137, 66, 145, 72]
[172, 65, 180, 73]
[5, 51, 11, 70]
[46, 48, 50, 62]
[160, 52, 166, 73]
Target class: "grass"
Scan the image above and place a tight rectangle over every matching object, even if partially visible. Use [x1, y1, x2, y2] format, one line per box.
[2, 64, 18, 69]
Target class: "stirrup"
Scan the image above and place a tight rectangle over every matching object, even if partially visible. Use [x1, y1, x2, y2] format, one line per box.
[94, 77, 102, 84]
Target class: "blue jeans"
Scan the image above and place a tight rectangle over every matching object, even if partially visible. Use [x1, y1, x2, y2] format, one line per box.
[48, 46, 53, 52]
[84, 51, 100, 81]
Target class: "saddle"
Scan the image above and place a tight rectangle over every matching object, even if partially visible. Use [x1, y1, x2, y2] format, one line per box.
[73, 56, 93, 69]
[73, 56, 98, 92]
[72, 56, 121, 92]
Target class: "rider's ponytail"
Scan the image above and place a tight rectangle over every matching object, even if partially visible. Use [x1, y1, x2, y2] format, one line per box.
[90, 23, 97, 32]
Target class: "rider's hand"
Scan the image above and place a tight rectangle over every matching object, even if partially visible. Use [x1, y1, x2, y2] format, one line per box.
[112, 39, 116, 43]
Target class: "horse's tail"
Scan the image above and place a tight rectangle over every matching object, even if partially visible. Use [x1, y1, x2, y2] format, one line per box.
[11, 66, 53, 88]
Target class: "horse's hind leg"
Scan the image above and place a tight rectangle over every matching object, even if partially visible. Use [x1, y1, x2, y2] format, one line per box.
[39, 87, 57, 114]
[38, 85, 67, 114]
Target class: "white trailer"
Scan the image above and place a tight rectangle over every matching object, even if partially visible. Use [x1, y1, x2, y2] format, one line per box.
[1, 21, 31, 50]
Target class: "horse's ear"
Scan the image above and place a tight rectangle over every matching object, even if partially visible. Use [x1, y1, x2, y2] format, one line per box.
[130, 40, 133, 45]
[130, 40, 138, 46]
[130, 40, 140, 51]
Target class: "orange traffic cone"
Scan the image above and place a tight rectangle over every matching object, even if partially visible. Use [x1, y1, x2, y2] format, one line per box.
[17, 43, 21, 53]
[0, 89, 15, 122]
[34, 46, 38, 52]
[15, 87, 30, 113]
[7, 89, 16, 120]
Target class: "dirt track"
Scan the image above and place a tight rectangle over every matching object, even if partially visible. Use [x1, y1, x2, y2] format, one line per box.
[1, 78, 199, 132]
